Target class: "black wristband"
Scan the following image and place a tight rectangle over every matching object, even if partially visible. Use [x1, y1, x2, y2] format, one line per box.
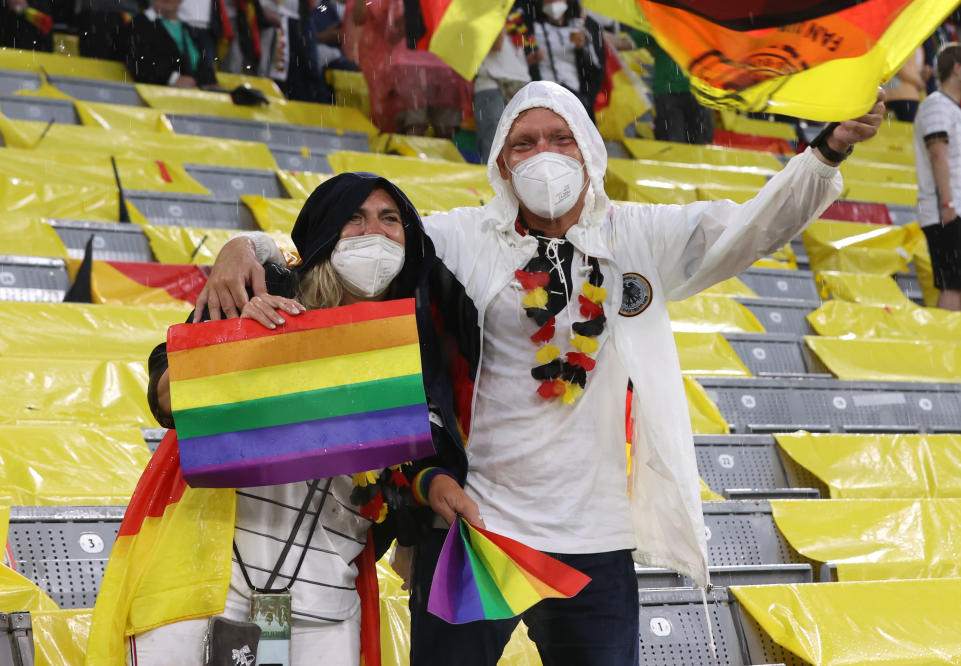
[810, 122, 853, 163]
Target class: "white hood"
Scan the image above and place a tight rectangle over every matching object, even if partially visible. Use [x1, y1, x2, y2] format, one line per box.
[485, 81, 611, 232]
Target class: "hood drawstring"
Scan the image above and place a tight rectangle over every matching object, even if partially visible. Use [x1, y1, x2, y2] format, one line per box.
[544, 237, 572, 339]
[700, 584, 718, 662]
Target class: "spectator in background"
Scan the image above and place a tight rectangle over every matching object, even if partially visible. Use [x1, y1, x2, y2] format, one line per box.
[529, 0, 605, 121]
[312, 0, 357, 71]
[128, 0, 218, 88]
[914, 43, 961, 311]
[885, 47, 926, 122]
[220, 0, 269, 74]
[0, 0, 55, 51]
[177, 0, 219, 70]
[351, 0, 470, 137]
[310, 0, 358, 103]
[474, 4, 538, 162]
[77, 0, 143, 61]
[632, 30, 713, 145]
[259, 0, 332, 103]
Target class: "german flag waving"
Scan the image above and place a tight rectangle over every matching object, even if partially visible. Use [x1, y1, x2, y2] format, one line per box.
[588, 0, 959, 120]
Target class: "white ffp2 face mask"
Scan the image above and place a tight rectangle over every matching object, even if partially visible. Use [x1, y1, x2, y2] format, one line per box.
[543, 1, 567, 20]
[508, 152, 586, 220]
[330, 234, 405, 298]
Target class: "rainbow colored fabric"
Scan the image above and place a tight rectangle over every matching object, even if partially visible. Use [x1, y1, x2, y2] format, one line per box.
[428, 517, 591, 624]
[167, 299, 434, 488]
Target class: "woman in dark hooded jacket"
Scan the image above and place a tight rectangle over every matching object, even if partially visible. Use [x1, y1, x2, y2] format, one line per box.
[129, 172, 467, 666]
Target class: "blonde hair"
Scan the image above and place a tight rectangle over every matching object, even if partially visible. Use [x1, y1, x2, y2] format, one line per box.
[294, 259, 343, 310]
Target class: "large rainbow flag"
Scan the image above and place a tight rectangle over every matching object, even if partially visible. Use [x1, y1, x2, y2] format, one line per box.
[429, 517, 591, 624]
[167, 299, 434, 488]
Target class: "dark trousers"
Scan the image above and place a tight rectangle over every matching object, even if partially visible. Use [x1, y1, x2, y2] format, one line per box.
[654, 92, 715, 145]
[279, 17, 333, 105]
[887, 99, 919, 123]
[409, 528, 640, 666]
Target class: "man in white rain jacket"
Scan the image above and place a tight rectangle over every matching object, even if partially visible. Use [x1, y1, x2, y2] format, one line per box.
[193, 81, 883, 665]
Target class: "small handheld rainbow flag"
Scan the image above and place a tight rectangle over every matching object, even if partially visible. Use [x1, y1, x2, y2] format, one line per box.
[23, 7, 53, 34]
[167, 299, 434, 488]
[428, 517, 591, 624]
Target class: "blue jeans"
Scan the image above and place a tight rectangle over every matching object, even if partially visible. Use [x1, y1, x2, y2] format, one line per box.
[409, 528, 640, 666]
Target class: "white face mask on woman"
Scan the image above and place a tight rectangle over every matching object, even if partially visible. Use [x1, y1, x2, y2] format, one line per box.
[508, 152, 586, 220]
[330, 234, 405, 298]
[543, 0, 567, 20]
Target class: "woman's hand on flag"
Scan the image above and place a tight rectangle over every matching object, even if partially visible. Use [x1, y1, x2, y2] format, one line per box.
[241, 294, 305, 330]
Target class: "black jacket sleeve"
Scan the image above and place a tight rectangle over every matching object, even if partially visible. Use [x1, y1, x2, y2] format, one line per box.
[127, 13, 217, 87]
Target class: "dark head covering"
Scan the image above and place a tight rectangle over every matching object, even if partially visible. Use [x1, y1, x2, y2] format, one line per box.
[290, 172, 467, 546]
[291, 171, 428, 298]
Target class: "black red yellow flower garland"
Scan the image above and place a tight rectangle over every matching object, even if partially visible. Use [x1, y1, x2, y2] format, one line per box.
[517, 257, 606, 405]
[350, 466, 411, 523]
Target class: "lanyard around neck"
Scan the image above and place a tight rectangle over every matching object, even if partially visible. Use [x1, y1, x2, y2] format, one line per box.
[233, 477, 333, 593]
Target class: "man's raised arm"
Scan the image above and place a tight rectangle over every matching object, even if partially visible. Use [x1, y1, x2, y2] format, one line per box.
[192, 233, 287, 322]
[641, 91, 884, 302]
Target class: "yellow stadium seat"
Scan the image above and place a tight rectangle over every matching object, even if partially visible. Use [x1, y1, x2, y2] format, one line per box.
[668, 294, 766, 333]
[853, 142, 915, 167]
[802, 219, 927, 275]
[839, 179, 916, 206]
[0, 217, 67, 259]
[141, 222, 298, 265]
[134, 84, 379, 134]
[74, 100, 173, 134]
[734, 579, 961, 665]
[0, 565, 58, 612]
[701, 276, 757, 297]
[371, 134, 465, 163]
[0, 301, 184, 360]
[0, 118, 278, 170]
[805, 336, 961, 382]
[719, 111, 797, 141]
[609, 182, 698, 205]
[0, 425, 149, 505]
[277, 171, 334, 198]
[622, 138, 782, 172]
[326, 69, 370, 118]
[685, 376, 730, 435]
[775, 432, 961, 499]
[0, 49, 129, 82]
[840, 160, 916, 185]
[806, 299, 961, 343]
[608, 157, 767, 189]
[674, 331, 752, 377]
[325, 151, 491, 193]
[771, 498, 961, 581]
[33, 609, 94, 666]
[695, 184, 762, 203]
[0, 358, 156, 427]
[241, 195, 303, 234]
[815, 270, 912, 306]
